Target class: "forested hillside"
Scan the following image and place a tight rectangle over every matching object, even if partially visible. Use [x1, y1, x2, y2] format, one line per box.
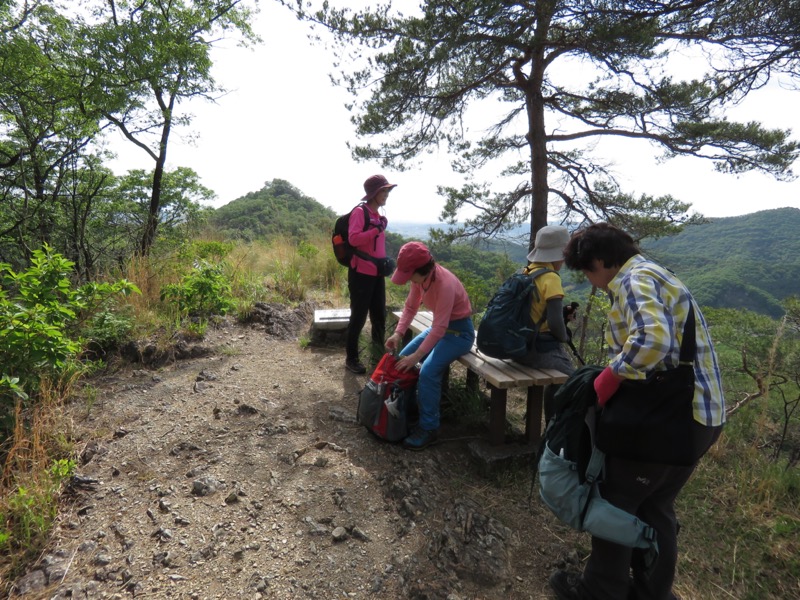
[642, 207, 800, 317]
[208, 179, 337, 241]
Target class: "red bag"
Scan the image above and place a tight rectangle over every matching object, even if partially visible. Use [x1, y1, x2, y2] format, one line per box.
[356, 353, 418, 442]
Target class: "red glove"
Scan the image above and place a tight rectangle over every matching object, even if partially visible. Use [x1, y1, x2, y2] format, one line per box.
[594, 366, 622, 408]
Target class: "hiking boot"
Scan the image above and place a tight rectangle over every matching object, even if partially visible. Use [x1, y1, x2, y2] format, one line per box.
[402, 427, 439, 450]
[549, 570, 587, 600]
[345, 358, 367, 374]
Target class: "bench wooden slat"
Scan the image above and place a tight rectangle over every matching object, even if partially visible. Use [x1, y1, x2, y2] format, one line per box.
[458, 353, 528, 389]
[466, 353, 566, 387]
[406, 310, 433, 329]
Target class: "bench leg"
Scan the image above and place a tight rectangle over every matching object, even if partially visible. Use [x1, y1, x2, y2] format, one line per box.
[466, 369, 479, 394]
[488, 385, 507, 445]
[525, 385, 544, 446]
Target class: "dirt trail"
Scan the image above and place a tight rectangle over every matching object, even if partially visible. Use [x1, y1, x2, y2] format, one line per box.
[12, 308, 580, 599]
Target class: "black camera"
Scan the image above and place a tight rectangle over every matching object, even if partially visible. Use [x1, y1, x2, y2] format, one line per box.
[563, 301, 579, 324]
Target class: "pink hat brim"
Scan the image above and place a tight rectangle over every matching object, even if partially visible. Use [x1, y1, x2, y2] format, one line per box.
[391, 268, 414, 285]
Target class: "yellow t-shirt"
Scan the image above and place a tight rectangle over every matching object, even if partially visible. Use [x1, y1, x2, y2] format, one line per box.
[523, 262, 564, 334]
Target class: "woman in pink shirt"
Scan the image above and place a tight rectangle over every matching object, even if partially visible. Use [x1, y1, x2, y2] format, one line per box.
[345, 174, 396, 374]
[385, 242, 474, 450]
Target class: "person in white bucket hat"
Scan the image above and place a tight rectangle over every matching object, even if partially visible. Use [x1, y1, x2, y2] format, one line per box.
[527, 225, 571, 262]
[516, 225, 578, 420]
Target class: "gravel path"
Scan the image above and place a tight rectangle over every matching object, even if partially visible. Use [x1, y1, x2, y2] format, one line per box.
[11, 308, 579, 599]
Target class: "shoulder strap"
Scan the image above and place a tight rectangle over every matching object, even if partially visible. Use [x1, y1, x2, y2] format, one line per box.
[348, 203, 372, 231]
[352, 203, 381, 265]
[679, 304, 697, 364]
[525, 267, 556, 326]
[524, 266, 555, 279]
[360, 203, 370, 232]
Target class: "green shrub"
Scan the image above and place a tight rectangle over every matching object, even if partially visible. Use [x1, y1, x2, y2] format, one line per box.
[272, 260, 305, 301]
[83, 308, 137, 356]
[160, 260, 234, 320]
[0, 246, 139, 429]
[0, 458, 75, 555]
[190, 240, 234, 261]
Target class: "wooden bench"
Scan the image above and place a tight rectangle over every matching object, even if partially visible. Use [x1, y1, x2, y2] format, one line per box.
[393, 310, 569, 446]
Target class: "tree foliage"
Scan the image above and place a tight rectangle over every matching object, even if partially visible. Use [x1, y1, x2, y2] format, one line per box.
[299, 0, 799, 248]
[0, 3, 108, 274]
[76, 0, 259, 256]
[112, 167, 216, 257]
[0, 1, 254, 271]
[703, 0, 800, 91]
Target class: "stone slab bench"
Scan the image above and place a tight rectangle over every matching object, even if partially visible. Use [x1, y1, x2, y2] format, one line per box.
[393, 310, 569, 446]
[313, 309, 351, 331]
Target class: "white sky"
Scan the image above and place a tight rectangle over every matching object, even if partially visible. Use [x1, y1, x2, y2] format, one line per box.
[108, 1, 800, 224]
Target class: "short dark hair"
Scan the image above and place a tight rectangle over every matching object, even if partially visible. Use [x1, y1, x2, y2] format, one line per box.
[416, 258, 435, 277]
[563, 223, 639, 271]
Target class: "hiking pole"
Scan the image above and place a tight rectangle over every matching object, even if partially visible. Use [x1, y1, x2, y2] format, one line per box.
[563, 302, 585, 366]
[568, 339, 586, 366]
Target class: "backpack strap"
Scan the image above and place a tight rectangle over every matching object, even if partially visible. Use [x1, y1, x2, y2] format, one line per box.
[524, 267, 556, 328]
[524, 266, 555, 280]
[351, 204, 383, 266]
[583, 406, 604, 484]
[678, 304, 697, 364]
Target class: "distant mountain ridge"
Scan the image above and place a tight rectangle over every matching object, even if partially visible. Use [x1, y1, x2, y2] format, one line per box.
[211, 181, 798, 318]
[397, 209, 800, 317]
[642, 207, 800, 317]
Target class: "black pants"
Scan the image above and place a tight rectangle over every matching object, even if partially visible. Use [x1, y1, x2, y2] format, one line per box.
[583, 421, 723, 600]
[346, 269, 386, 362]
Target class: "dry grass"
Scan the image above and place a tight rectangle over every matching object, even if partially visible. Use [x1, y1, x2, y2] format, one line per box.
[0, 377, 77, 591]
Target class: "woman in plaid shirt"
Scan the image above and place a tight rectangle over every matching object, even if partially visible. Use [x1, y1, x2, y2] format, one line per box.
[549, 223, 725, 600]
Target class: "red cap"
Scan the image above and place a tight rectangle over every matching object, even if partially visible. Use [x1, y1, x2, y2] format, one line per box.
[391, 241, 432, 285]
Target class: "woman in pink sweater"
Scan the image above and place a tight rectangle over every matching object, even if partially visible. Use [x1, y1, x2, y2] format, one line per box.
[385, 242, 474, 450]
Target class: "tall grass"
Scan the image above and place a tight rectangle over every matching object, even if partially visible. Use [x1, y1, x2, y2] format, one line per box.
[677, 432, 800, 599]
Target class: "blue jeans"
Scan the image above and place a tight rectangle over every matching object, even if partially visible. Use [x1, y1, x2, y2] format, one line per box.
[400, 317, 474, 431]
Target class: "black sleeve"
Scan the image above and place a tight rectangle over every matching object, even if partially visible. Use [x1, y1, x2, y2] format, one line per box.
[545, 298, 569, 342]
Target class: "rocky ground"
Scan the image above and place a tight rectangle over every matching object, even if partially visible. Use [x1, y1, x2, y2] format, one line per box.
[10, 302, 585, 599]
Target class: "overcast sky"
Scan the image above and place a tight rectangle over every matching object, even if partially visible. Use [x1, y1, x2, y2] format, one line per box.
[108, 1, 800, 224]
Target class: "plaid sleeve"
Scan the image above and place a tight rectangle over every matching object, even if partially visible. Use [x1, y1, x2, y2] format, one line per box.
[607, 270, 682, 380]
